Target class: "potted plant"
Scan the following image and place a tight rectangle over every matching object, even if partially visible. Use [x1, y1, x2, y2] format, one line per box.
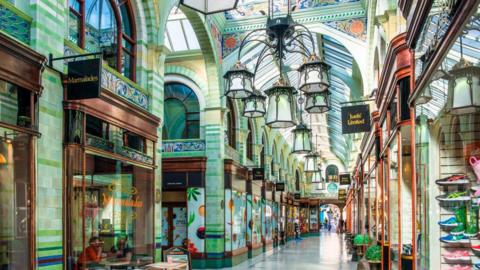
[365, 244, 381, 270]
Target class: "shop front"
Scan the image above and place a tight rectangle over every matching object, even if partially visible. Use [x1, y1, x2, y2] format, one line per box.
[162, 157, 206, 262]
[0, 32, 46, 270]
[248, 179, 263, 258]
[224, 159, 248, 266]
[63, 79, 160, 269]
[407, 2, 480, 269]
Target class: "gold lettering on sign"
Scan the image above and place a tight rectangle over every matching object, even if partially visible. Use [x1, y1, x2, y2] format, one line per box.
[67, 75, 99, 84]
[347, 112, 365, 126]
[102, 193, 143, 208]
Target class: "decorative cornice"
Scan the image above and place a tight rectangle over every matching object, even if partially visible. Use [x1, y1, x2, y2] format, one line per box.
[223, 3, 365, 34]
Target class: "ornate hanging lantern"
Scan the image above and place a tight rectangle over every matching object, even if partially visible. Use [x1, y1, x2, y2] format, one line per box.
[180, 0, 239, 15]
[312, 170, 325, 190]
[224, 62, 254, 99]
[298, 54, 331, 93]
[264, 79, 297, 128]
[444, 58, 480, 114]
[304, 152, 319, 173]
[291, 122, 312, 154]
[305, 91, 331, 113]
[415, 85, 433, 105]
[243, 90, 266, 118]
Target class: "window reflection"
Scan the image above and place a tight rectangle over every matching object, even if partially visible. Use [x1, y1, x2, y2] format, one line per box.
[67, 153, 154, 270]
[0, 127, 31, 270]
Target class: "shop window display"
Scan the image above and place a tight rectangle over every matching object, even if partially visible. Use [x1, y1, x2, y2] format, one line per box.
[0, 127, 32, 270]
[225, 190, 247, 251]
[251, 196, 262, 244]
[389, 136, 400, 269]
[413, 7, 480, 270]
[66, 153, 154, 269]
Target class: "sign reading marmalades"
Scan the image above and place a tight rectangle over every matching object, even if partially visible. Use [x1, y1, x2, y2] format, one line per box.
[252, 168, 264, 181]
[339, 173, 351, 185]
[67, 58, 102, 100]
[341, 104, 371, 134]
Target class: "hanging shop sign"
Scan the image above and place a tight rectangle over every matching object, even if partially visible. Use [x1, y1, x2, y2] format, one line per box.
[338, 188, 347, 201]
[339, 173, 351, 186]
[341, 104, 371, 134]
[252, 168, 264, 181]
[66, 58, 102, 100]
[294, 193, 301, 200]
[275, 182, 285, 192]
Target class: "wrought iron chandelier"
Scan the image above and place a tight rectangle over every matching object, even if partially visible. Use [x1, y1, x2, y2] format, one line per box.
[223, 0, 332, 130]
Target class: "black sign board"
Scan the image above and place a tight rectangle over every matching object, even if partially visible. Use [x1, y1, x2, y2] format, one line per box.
[294, 193, 301, 200]
[339, 173, 351, 185]
[67, 58, 102, 100]
[341, 104, 371, 134]
[163, 172, 187, 189]
[338, 189, 347, 201]
[252, 168, 264, 181]
[275, 182, 285, 192]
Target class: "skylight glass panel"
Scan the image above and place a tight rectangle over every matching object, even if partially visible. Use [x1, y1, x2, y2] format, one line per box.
[167, 20, 189, 51]
[164, 8, 201, 52]
[182, 20, 201, 50]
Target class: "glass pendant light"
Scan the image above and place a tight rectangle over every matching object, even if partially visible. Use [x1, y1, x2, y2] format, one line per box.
[304, 152, 319, 173]
[415, 84, 433, 105]
[181, 0, 239, 15]
[444, 37, 480, 114]
[264, 78, 297, 128]
[305, 91, 331, 113]
[291, 122, 312, 154]
[312, 170, 325, 190]
[224, 62, 254, 99]
[304, 133, 320, 173]
[292, 97, 312, 154]
[298, 54, 331, 93]
[243, 90, 266, 118]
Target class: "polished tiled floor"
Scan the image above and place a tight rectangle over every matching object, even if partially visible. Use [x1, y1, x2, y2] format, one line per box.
[214, 232, 357, 270]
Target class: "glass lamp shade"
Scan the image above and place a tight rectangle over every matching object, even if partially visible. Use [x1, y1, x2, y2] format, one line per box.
[181, 0, 239, 15]
[291, 123, 312, 154]
[304, 152, 319, 173]
[415, 84, 433, 105]
[243, 91, 266, 118]
[224, 62, 254, 99]
[305, 91, 330, 113]
[298, 55, 331, 93]
[311, 170, 322, 183]
[264, 82, 297, 128]
[445, 59, 480, 115]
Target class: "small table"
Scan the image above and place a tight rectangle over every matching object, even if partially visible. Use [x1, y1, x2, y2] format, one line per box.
[101, 260, 131, 269]
[145, 262, 187, 270]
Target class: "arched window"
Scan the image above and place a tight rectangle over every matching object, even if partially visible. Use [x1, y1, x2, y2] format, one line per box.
[226, 98, 236, 149]
[246, 120, 253, 160]
[163, 83, 200, 139]
[325, 164, 339, 182]
[69, 0, 136, 80]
